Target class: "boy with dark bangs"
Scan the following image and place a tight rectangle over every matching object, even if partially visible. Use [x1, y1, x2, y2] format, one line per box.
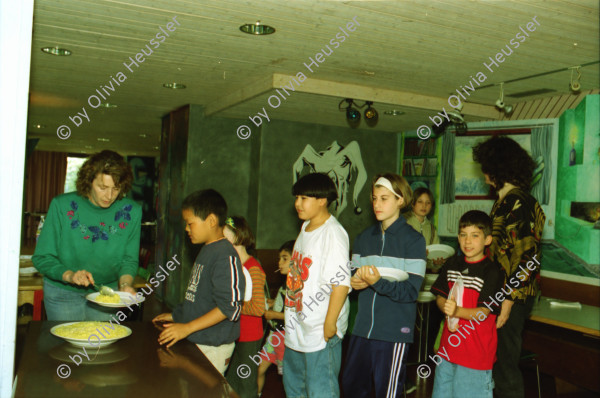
[283, 173, 351, 398]
[431, 210, 504, 398]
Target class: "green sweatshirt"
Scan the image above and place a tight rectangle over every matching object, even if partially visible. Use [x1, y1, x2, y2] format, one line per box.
[32, 192, 141, 292]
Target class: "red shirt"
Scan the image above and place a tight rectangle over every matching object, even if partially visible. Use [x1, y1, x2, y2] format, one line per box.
[431, 255, 504, 370]
[238, 257, 266, 342]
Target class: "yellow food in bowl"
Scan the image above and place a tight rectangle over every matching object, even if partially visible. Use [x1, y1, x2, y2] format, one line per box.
[95, 293, 121, 304]
[54, 322, 129, 340]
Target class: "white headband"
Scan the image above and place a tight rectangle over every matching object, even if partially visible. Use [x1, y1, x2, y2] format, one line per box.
[374, 177, 402, 199]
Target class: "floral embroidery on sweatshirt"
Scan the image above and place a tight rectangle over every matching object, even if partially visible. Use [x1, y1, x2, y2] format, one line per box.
[67, 200, 132, 242]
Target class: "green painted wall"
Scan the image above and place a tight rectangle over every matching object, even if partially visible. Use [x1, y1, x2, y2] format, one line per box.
[160, 106, 399, 304]
[556, 94, 600, 265]
[255, 120, 399, 249]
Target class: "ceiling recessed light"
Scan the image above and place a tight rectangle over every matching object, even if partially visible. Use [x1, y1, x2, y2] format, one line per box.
[153, 146, 160, 150]
[99, 103, 117, 108]
[32, 124, 46, 129]
[41, 47, 71, 56]
[97, 138, 110, 142]
[84, 145, 93, 149]
[384, 110, 405, 116]
[240, 21, 275, 35]
[139, 134, 148, 138]
[163, 83, 186, 89]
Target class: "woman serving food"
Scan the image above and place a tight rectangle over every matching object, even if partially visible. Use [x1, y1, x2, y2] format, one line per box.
[33, 150, 141, 321]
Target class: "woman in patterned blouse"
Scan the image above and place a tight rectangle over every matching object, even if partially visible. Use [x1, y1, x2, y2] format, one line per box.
[473, 135, 545, 398]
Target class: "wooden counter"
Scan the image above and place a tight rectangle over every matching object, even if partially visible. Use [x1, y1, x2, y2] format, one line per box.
[14, 321, 240, 398]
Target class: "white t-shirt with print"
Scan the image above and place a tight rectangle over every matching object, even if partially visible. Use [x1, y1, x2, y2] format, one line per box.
[284, 215, 351, 353]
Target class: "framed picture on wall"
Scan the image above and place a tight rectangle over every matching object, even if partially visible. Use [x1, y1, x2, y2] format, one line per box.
[454, 129, 531, 200]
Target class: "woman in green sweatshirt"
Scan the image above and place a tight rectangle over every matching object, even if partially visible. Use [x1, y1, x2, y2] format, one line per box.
[33, 150, 141, 321]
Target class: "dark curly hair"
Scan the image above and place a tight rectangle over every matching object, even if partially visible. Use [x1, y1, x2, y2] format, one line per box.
[472, 135, 536, 191]
[76, 150, 133, 200]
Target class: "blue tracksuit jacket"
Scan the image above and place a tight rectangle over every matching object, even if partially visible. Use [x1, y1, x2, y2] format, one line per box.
[351, 216, 426, 343]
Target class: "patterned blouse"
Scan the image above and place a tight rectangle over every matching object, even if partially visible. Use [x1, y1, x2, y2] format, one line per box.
[489, 188, 546, 302]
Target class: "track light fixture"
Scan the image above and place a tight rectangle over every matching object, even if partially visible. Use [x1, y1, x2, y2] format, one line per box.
[338, 99, 379, 128]
[495, 83, 514, 116]
[364, 101, 379, 127]
[569, 66, 582, 93]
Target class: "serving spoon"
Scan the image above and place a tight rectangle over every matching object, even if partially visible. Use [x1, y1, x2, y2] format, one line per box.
[93, 284, 116, 296]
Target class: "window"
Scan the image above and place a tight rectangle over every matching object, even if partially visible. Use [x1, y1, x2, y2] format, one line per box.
[63, 157, 87, 193]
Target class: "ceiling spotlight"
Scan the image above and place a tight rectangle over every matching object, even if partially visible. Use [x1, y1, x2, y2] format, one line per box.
[384, 110, 405, 116]
[569, 66, 582, 93]
[339, 99, 361, 128]
[41, 47, 71, 56]
[239, 21, 275, 35]
[163, 82, 186, 89]
[495, 83, 513, 115]
[447, 110, 464, 124]
[364, 101, 378, 127]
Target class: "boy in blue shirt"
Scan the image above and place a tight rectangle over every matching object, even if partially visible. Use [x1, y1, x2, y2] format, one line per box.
[153, 189, 245, 375]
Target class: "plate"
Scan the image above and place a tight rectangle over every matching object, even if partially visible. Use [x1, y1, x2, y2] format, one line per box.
[422, 273, 438, 291]
[50, 322, 132, 348]
[378, 268, 409, 282]
[86, 291, 145, 308]
[426, 244, 455, 260]
[417, 291, 436, 302]
[242, 267, 253, 302]
[49, 343, 130, 365]
[19, 266, 39, 276]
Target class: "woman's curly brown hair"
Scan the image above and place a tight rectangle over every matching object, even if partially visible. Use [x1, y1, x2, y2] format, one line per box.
[76, 150, 133, 200]
[472, 135, 536, 191]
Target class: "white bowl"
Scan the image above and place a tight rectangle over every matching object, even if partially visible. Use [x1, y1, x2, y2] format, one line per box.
[50, 322, 132, 348]
[86, 291, 145, 308]
[378, 268, 409, 282]
[426, 244, 455, 260]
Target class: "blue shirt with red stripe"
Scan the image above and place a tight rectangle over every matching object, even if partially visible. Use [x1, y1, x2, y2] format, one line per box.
[173, 238, 246, 346]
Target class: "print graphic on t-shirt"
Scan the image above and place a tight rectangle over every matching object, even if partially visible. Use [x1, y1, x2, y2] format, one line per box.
[185, 263, 203, 302]
[285, 250, 313, 312]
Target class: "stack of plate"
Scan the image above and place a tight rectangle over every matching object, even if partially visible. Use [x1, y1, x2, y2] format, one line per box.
[423, 273, 438, 292]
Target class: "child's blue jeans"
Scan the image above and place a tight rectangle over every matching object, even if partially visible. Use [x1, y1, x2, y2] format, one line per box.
[282, 335, 342, 398]
[432, 358, 494, 398]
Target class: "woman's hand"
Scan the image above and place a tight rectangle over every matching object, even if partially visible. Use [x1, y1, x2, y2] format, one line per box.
[496, 300, 514, 329]
[120, 285, 136, 295]
[63, 270, 95, 286]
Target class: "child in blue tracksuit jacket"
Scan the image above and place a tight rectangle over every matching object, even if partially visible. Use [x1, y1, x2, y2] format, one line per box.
[342, 173, 426, 398]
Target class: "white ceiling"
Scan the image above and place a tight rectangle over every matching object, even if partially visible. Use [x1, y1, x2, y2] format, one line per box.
[27, 0, 600, 156]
